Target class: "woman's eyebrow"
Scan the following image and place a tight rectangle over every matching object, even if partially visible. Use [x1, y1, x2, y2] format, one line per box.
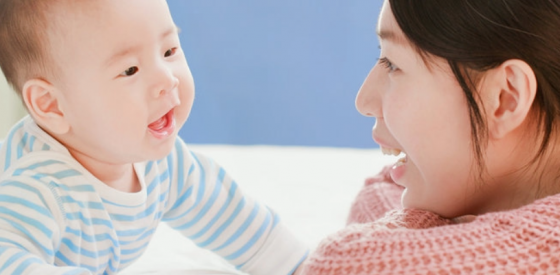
[376, 28, 406, 45]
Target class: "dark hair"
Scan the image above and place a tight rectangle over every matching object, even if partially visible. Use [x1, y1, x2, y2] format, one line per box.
[389, 0, 560, 172]
[0, 0, 54, 95]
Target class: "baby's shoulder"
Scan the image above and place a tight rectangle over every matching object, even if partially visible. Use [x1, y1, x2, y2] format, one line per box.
[0, 151, 92, 198]
[0, 116, 71, 173]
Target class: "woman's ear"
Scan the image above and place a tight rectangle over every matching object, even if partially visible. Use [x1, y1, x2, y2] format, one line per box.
[22, 78, 70, 135]
[482, 59, 537, 140]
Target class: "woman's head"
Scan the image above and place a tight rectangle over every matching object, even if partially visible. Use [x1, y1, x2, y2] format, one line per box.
[357, 0, 560, 217]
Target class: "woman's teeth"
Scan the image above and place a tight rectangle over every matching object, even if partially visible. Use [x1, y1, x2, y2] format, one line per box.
[381, 147, 402, 156]
[381, 147, 407, 165]
[395, 157, 407, 167]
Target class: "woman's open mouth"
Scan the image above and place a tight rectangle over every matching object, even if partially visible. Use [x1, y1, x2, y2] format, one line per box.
[381, 147, 407, 166]
[381, 146, 408, 182]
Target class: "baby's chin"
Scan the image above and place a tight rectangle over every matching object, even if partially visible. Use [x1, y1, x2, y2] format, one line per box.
[149, 144, 177, 161]
[142, 137, 178, 161]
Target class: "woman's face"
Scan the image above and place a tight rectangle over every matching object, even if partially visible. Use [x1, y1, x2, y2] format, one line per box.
[355, 1, 479, 217]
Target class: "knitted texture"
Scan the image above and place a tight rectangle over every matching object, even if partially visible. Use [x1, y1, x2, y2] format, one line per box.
[347, 165, 404, 225]
[301, 167, 560, 274]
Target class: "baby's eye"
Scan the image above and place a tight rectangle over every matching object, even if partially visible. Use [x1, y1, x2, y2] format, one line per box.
[120, 66, 139, 77]
[164, 47, 178, 58]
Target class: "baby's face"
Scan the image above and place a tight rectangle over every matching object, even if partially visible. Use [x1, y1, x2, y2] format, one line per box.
[47, 0, 194, 163]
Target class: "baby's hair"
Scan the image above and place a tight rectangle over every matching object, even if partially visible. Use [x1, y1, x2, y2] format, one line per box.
[389, 0, 560, 174]
[0, 0, 56, 95]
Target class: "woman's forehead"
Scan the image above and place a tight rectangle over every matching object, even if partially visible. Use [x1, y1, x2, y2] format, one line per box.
[377, 1, 407, 46]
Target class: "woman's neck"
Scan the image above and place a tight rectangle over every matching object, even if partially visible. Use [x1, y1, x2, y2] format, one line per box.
[475, 128, 560, 214]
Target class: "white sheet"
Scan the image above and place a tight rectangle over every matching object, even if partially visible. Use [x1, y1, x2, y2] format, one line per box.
[121, 145, 390, 274]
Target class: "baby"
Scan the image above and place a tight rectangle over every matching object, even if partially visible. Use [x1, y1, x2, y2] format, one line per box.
[0, 0, 307, 274]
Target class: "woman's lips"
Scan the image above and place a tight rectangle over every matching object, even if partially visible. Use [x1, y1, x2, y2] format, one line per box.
[380, 146, 407, 183]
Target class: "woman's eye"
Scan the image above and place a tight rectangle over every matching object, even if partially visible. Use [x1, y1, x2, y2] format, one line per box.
[164, 47, 177, 57]
[120, 66, 139, 77]
[378, 57, 398, 72]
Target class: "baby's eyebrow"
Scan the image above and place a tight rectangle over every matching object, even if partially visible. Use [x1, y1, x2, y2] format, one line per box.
[161, 25, 180, 39]
[104, 45, 142, 68]
[104, 25, 181, 68]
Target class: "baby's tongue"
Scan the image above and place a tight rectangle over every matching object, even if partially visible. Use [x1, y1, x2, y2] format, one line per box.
[149, 116, 167, 131]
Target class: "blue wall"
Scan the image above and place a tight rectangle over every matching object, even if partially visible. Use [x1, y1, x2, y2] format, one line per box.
[169, 1, 383, 148]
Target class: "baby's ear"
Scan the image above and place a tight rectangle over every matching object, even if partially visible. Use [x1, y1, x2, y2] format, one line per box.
[482, 59, 537, 140]
[22, 78, 70, 135]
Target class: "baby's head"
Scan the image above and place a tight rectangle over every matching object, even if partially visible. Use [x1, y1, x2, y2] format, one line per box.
[0, 0, 195, 164]
[0, 0, 54, 95]
[358, 0, 560, 217]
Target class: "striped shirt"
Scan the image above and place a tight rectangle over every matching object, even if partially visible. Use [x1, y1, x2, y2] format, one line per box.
[0, 116, 308, 275]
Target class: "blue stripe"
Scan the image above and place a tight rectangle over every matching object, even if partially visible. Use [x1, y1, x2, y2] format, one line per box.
[60, 196, 105, 210]
[158, 190, 169, 206]
[12, 255, 43, 275]
[28, 136, 36, 151]
[120, 241, 149, 255]
[41, 144, 50, 151]
[52, 169, 82, 179]
[164, 186, 193, 220]
[119, 247, 149, 265]
[147, 170, 169, 196]
[0, 194, 53, 218]
[213, 203, 260, 252]
[4, 120, 24, 170]
[64, 227, 119, 247]
[264, 206, 281, 229]
[196, 198, 245, 248]
[16, 133, 28, 159]
[1, 219, 54, 257]
[0, 249, 27, 273]
[227, 210, 271, 261]
[144, 161, 154, 176]
[118, 227, 156, 246]
[175, 141, 185, 195]
[192, 154, 207, 207]
[154, 210, 163, 220]
[56, 251, 117, 273]
[13, 159, 63, 173]
[4, 177, 94, 195]
[109, 200, 158, 221]
[116, 227, 149, 238]
[188, 163, 195, 176]
[60, 238, 115, 258]
[0, 238, 26, 251]
[175, 169, 224, 230]
[165, 153, 207, 220]
[101, 198, 145, 209]
[284, 251, 310, 275]
[65, 212, 113, 229]
[188, 181, 238, 239]
[166, 153, 174, 188]
[0, 206, 53, 237]
[54, 251, 77, 267]
[0, 181, 53, 214]
[43, 180, 95, 193]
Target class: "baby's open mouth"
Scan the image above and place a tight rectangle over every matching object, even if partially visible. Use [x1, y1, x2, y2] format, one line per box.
[149, 111, 172, 131]
[148, 109, 176, 138]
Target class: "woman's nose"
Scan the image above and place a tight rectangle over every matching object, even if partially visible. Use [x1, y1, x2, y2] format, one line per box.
[355, 66, 383, 118]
